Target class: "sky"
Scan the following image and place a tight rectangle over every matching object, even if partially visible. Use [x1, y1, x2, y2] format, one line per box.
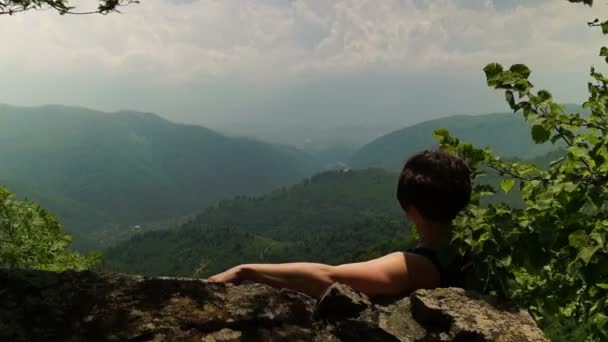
[1, 0, 607, 139]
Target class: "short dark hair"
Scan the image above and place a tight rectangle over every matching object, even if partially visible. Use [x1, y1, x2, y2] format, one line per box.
[397, 150, 471, 223]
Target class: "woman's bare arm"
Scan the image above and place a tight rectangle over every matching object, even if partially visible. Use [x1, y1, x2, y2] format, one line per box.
[207, 252, 440, 298]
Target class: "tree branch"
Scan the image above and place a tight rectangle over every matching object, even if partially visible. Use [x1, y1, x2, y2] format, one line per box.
[487, 163, 538, 182]
[0, 0, 137, 15]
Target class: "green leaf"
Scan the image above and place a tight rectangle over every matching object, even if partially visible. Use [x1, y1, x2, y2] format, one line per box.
[505, 90, 516, 109]
[590, 232, 604, 248]
[499, 255, 512, 267]
[484, 63, 503, 85]
[582, 133, 601, 144]
[537, 90, 552, 101]
[500, 179, 516, 193]
[569, 230, 587, 248]
[509, 64, 531, 79]
[597, 283, 608, 290]
[602, 21, 608, 34]
[601, 47, 608, 57]
[531, 125, 551, 143]
[578, 245, 601, 264]
[432, 128, 450, 142]
[484, 63, 503, 78]
[568, 146, 587, 158]
[593, 313, 608, 330]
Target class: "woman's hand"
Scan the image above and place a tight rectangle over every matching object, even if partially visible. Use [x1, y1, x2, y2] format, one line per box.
[207, 265, 245, 284]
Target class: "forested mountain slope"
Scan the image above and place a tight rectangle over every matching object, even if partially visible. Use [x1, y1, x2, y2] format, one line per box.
[0, 104, 318, 248]
[103, 169, 415, 277]
[349, 106, 579, 170]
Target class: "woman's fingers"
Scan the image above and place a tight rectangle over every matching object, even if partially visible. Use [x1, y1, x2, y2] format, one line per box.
[207, 273, 224, 282]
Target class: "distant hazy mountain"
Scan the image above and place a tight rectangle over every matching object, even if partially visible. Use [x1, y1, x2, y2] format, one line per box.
[349, 106, 581, 170]
[0, 104, 319, 248]
[216, 122, 391, 150]
[215, 122, 392, 169]
[103, 169, 413, 277]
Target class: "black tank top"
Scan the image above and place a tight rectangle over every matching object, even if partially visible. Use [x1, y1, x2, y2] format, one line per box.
[406, 246, 470, 288]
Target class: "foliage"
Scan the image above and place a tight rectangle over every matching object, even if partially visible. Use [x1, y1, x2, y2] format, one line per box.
[0, 187, 100, 271]
[0, 0, 136, 15]
[432, 6, 608, 339]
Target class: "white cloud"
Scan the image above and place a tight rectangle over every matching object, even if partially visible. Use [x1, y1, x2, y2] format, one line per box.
[0, 0, 606, 126]
[2, 0, 605, 79]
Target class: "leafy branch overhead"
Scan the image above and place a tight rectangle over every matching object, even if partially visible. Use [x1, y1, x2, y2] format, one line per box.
[433, 1, 608, 340]
[0, 0, 138, 15]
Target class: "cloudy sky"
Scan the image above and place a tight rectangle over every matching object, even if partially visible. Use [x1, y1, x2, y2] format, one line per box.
[1, 0, 607, 134]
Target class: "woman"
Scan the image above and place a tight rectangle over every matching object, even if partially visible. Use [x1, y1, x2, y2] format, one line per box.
[208, 150, 471, 298]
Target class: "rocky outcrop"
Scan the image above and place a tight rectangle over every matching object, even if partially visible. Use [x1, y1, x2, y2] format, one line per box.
[0, 270, 547, 341]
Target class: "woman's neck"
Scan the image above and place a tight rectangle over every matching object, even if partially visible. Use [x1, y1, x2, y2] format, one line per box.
[416, 220, 447, 251]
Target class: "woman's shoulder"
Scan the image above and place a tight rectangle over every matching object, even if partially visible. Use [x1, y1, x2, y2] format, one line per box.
[402, 248, 442, 290]
[406, 246, 471, 288]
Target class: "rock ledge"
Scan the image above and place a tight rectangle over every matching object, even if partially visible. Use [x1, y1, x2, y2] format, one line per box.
[0, 270, 547, 341]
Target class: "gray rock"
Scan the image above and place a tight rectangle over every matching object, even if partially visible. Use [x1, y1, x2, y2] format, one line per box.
[0, 270, 547, 341]
[410, 288, 547, 341]
[313, 283, 371, 321]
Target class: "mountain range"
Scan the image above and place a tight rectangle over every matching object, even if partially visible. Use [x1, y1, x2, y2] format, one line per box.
[348, 108, 575, 170]
[0, 104, 319, 249]
[0, 103, 577, 251]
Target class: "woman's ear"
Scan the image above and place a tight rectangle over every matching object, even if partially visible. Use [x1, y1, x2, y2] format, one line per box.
[405, 206, 422, 223]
